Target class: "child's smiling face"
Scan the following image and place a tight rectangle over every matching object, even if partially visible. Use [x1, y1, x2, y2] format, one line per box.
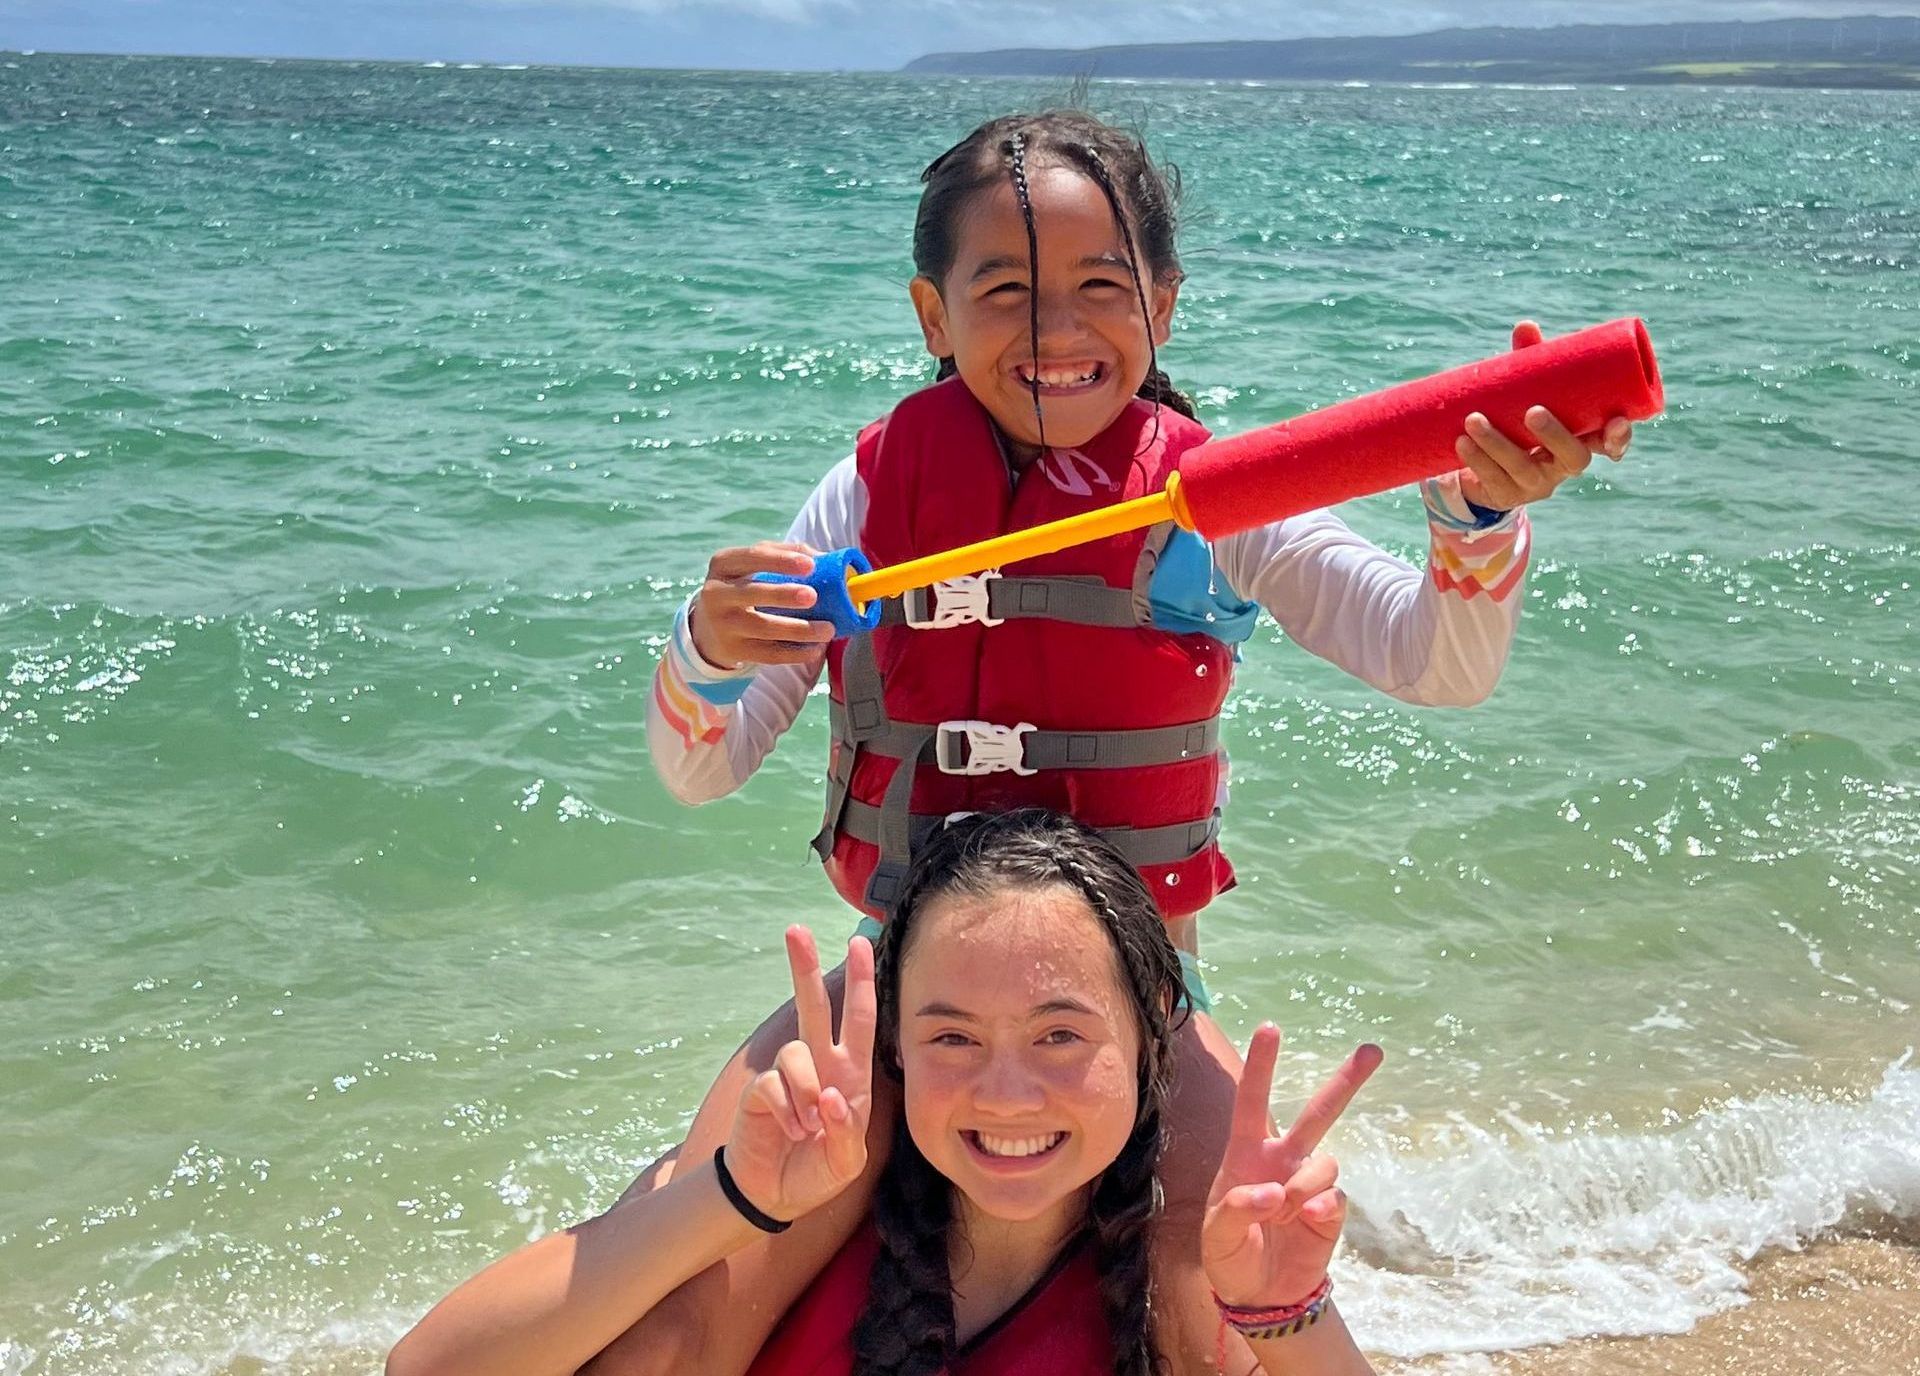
[909, 163, 1180, 460]
[896, 881, 1145, 1229]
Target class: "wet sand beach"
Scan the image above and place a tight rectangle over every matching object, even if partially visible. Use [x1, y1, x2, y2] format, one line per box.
[1394, 1238, 1920, 1375]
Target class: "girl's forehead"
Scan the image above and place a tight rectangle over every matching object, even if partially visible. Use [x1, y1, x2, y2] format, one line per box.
[953, 165, 1131, 265]
[901, 886, 1131, 1012]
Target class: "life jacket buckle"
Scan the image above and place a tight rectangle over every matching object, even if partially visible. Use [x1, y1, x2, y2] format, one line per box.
[906, 571, 1004, 630]
[935, 720, 1036, 776]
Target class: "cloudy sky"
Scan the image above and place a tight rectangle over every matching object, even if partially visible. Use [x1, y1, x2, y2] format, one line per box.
[3, 0, 1916, 70]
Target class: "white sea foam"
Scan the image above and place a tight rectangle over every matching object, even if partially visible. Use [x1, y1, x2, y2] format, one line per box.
[1338, 1055, 1920, 1358]
[7, 1062, 1917, 1371]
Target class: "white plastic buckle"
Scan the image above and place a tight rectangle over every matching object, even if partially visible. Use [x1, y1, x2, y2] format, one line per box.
[935, 720, 1036, 776]
[906, 570, 1003, 630]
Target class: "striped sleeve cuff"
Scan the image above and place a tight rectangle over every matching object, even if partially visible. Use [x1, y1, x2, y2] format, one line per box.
[1420, 473, 1531, 604]
[1420, 471, 1521, 535]
[652, 602, 753, 748]
[671, 601, 758, 705]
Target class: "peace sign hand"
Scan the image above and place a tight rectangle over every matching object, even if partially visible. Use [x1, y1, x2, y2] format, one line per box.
[723, 927, 877, 1225]
[1202, 1026, 1382, 1308]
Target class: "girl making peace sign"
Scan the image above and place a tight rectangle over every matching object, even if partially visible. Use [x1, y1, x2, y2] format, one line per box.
[392, 811, 1380, 1375]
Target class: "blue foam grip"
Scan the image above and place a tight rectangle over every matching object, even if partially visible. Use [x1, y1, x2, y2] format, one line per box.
[751, 546, 881, 639]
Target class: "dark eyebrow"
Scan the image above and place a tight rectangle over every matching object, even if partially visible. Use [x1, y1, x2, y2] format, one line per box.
[914, 997, 1101, 1019]
[967, 253, 1131, 283]
[1033, 997, 1101, 1017]
[968, 254, 1026, 282]
[916, 1001, 979, 1021]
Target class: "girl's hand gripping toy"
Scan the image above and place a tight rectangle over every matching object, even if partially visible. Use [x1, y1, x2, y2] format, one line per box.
[759, 317, 1664, 637]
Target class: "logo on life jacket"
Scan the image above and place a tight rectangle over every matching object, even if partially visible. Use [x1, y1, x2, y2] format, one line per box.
[1037, 447, 1118, 497]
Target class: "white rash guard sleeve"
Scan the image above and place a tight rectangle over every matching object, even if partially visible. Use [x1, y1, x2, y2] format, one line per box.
[1213, 471, 1533, 708]
[646, 456, 864, 804]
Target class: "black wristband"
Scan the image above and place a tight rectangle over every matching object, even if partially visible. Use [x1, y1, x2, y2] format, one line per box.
[712, 1146, 792, 1234]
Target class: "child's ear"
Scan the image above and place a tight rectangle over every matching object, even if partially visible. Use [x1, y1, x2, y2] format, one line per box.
[1148, 275, 1181, 349]
[909, 276, 954, 359]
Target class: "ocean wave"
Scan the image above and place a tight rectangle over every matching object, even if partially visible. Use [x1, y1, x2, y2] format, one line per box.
[6, 1062, 1914, 1373]
[1340, 1055, 1920, 1357]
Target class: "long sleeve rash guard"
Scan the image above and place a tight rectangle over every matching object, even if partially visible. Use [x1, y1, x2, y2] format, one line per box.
[649, 462, 1530, 807]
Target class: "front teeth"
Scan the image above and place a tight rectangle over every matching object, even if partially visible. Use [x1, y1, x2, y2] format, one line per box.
[975, 1131, 1065, 1158]
[1020, 366, 1099, 387]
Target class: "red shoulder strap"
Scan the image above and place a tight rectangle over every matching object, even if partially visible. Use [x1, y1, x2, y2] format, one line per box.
[742, 1229, 881, 1376]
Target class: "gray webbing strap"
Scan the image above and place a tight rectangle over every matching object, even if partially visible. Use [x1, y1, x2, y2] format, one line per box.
[837, 800, 1221, 869]
[837, 632, 889, 743]
[832, 708, 1220, 774]
[878, 576, 1139, 630]
[809, 632, 893, 863]
[827, 702, 934, 764]
[808, 739, 857, 863]
[862, 735, 931, 912]
[1015, 719, 1219, 771]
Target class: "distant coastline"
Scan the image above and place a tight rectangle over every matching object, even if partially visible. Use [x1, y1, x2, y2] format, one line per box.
[903, 15, 1920, 90]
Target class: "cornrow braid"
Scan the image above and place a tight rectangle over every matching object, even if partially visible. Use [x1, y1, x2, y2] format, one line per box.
[1088, 1113, 1169, 1376]
[851, 1115, 955, 1376]
[1051, 848, 1192, 1038]
[1064, 143, 1168, 450]
[1004, 131, 1046, 450]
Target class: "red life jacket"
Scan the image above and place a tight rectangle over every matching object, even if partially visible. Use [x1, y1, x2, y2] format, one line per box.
[811, 377, 1235, 921]
[744, 1226, 1110, 1376]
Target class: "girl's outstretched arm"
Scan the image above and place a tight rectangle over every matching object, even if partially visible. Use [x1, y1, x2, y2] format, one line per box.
[390, 932, 876, 1376]
[1216, 484, 1530, 709]
[386, 1156, 769, 1376]
[647, 455, 864, 804]
[1215, 321, 1633, 710]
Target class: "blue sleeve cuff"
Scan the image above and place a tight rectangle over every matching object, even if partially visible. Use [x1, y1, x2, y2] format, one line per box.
[671, 602, 756, 707]
[1421, 474, 1519, 535]
[1462, 495, 1513, 529]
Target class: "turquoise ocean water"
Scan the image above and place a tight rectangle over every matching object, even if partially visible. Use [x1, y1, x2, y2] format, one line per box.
[2, 51, 1917, 1371]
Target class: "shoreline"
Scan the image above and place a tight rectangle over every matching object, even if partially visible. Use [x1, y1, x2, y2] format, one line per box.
[1390, 1237, 1920, 1375]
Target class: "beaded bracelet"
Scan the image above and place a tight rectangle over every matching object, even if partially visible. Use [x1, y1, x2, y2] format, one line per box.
[1212, 1275, 1334, 1341]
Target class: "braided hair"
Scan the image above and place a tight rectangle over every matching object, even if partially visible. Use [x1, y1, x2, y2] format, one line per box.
[912, 110, 1200, 444]
[850, 810, 1189, 1376]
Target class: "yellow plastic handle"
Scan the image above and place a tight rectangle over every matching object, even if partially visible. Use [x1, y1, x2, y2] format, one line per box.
[842, 472, 1195, 606]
